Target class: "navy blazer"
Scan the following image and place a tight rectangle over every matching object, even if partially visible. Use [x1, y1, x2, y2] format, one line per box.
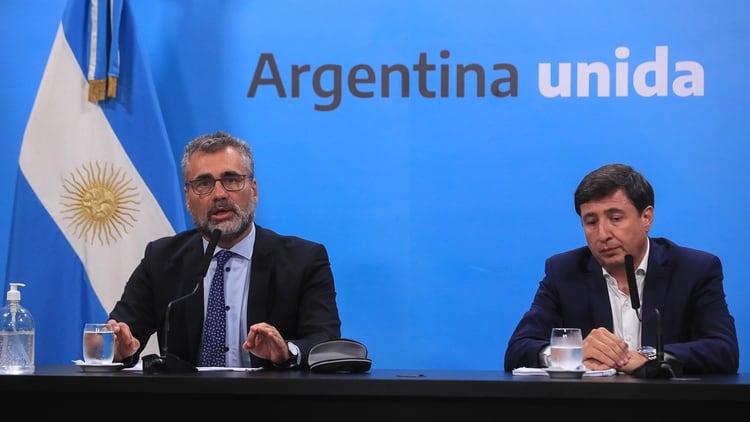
[110, 224, 341, 368]
[503, 237, 739, 374]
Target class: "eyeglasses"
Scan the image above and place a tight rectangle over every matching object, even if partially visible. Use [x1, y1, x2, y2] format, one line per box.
[185, 174, 251, 196]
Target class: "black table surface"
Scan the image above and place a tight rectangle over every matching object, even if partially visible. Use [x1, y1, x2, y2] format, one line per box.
[3, 366, 748, 417]
[1, 365, 748, 399]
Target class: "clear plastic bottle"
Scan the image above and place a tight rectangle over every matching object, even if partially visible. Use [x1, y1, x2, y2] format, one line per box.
[0, 283, 35, 374]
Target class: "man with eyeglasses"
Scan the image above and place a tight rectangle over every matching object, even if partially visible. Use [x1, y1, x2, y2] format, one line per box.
[107, 131, 342, 369]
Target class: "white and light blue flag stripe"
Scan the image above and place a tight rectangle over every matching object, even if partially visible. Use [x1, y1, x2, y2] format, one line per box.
[4, 0, 185, 365]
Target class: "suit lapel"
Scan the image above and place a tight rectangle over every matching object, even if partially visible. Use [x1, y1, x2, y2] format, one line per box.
[247, 226, 272, 326]
[585, 254, 615, 331]
[184, 233, 207, 361]
[641, 239, 671, 346]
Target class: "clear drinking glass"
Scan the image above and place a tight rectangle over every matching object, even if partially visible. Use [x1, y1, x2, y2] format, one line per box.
[82, 323, 115, 364]
[549, 327, 583, 370]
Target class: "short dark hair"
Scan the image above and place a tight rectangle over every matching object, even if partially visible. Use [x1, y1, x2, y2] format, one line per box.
[574, 163, 654, 216]
[181, 131, 254, 181]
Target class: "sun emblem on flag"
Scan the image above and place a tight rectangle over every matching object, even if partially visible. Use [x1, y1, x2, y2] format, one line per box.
[60, 161, 140, 245]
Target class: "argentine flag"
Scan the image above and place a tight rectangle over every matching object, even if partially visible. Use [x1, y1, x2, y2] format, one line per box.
[4, 0, 185, 365]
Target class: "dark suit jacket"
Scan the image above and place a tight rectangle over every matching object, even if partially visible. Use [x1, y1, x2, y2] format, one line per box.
[503, 237, 739, 374]
[110, 224, 341, 369]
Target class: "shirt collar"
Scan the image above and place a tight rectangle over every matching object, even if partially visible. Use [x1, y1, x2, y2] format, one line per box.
[204, 222, 256, 261]
[602, 237, 650, 278]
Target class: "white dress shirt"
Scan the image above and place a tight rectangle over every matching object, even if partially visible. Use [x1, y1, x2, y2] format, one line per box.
[202, 223, 255, 367]
[603, 240, 649, 351]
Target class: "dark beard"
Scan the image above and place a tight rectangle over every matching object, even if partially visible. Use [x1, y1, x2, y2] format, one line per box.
[192, 200, 254, 243]
[197, 218, 252, 244]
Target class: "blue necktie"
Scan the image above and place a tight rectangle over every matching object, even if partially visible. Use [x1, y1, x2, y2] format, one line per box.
[199, 250, 232, 366]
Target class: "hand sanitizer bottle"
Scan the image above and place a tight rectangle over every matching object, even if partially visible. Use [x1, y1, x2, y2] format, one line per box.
[0, 283, 35, 374]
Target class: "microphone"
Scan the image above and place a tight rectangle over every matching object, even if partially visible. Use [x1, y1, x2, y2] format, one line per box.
[143, 228, 222, 374]
[624, 254, 683, 379]
[624, 254, 640, 314]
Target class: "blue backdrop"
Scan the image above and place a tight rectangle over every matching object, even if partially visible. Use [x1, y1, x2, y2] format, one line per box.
[1, 0, 748, 372]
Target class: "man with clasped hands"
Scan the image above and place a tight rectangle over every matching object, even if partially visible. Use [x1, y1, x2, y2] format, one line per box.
[107, 131, 341, 369]
[504, 163, 739, 375]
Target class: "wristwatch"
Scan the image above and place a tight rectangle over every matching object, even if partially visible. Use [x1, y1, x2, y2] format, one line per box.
[539, 347, 552, 367]
[284, 341, 300, 366]
[638, 346, 657, 361]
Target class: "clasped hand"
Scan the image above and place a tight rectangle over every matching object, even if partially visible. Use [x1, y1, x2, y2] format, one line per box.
[582, 327, 648, 374]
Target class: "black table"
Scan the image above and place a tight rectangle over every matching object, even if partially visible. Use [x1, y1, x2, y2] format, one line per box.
[2, 366, 748, 417]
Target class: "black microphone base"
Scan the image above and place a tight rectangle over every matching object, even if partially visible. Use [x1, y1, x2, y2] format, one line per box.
[142, 353, 198, 374]
[631, 359, 684, 379]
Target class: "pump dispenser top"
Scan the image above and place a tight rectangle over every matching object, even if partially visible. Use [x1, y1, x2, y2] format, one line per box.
[7, 283, 23, 313]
